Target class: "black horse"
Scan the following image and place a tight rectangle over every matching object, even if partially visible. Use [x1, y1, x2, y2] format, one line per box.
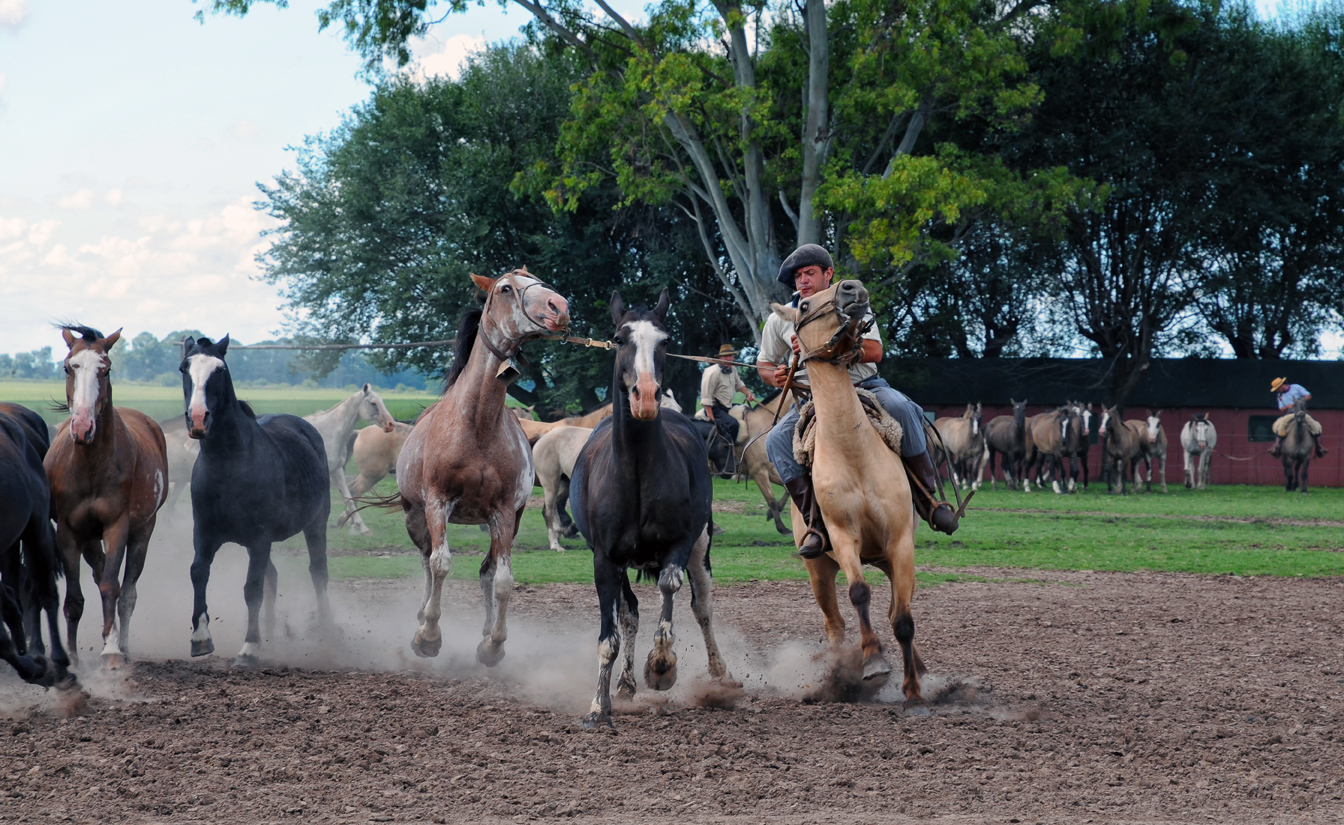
[570, 289, 731, 728]
[181, 335, 332, 667]
[0, 404, 71, 686]
[690, 418, 736, 476]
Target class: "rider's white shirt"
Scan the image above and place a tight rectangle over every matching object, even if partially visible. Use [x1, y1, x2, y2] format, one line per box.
[758, 295, 882, 386]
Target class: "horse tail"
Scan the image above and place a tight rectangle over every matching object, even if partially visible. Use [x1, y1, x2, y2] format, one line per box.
[346, 491, 405, 517]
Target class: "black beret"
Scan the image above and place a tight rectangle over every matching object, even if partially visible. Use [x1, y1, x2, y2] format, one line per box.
[777, 244, 834, 288]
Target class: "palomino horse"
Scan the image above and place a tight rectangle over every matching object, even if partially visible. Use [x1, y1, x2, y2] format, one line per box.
[1129, 410, 1168, 493]
[182, 335, 332, 666]
[771, 280, 925, 705]
[1280, 401, 1315, 493]
[570, 288, 730, 727]
[514, 401, 613, 445]
[304, 384, 396, 535]
[736, 393, 792, 534]
[342, 420, 415, 504]
[1098, 407, 1143, 495]
[397, 269, 570, 665]
[1181, 413, 1216, 490]
[45, 325, 168, 668]
[984, 399, 1028, 490]
[1023, 406, 1073, 494]
[0, 404, 71, 685]
[933, 403, 985, 490]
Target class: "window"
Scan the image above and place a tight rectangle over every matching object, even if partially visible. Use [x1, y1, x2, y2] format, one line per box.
[1248, 415, 1277, 443]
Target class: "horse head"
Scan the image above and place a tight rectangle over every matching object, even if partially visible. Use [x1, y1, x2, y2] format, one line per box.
[471, 267, 571, 356]
[1146, 409, 1162, 443]
[770, 279, 871, 366]
[971, 402, 983, 436]
[180, 334, 233, 440]
[1011, 398, 1028, 428]
[59, 323, 121, 445]
[610, 287, 671, 421]
[1190, 413, 1212, 450]
[1099, 406, 1118, 438]
[358, 383, 396, 433]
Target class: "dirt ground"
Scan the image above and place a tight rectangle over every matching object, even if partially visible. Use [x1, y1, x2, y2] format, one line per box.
[3, 567, 1343, 825]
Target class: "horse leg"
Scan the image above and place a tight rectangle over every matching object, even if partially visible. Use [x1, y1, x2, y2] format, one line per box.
[584, 556, 623, 728]
[805, 553, 846, 645]
[108, 521, 151, 668]
[476, 507, 519, 667]
[1300, 458, 1310, 495]
[832, 531, 888, 682]
[875, 534, 924, 705]
[753, 465, 790, 535]
[0, 571, 24, 656]
[95, 517, 131, 669]
[333, 468, 370, 536]
[0, 604, 54, 686]
[686, 527, 730, 681]
[1284, 457, 1294, 492]
[54, 527, 86, 666]
[614, 569, 639, 699]
[235, 543, 272, 667]
[411, 497, 453, 658]
[189, 533, 224, 658]
[303, 512, 332, 629]
[263, 559, 278, 639]
[644, 560, 684, 691]
[543, 477, 565, 553]
[1158, 453, 1167, 493]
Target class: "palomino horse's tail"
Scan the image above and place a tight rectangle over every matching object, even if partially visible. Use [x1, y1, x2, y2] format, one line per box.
[344, 491, 405, 519]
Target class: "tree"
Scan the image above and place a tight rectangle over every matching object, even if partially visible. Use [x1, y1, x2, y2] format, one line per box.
[256, 43, 743, 413]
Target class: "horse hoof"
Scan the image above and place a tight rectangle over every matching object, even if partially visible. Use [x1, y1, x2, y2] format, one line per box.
[100, 652, 124, 670]
[862, 654, 892, 681]
[581, 712, 613, 730]
[411, 632, 442, 659]
[904, 702, 931, 716]
[476, 639, 505, 667]
[615, 676, 637, 700]
[233, 653, 259, 669]
[190, 638, 215, 658]
[644, 657, 678, 691]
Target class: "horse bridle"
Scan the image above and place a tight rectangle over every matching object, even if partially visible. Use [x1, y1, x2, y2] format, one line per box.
[792, 296, 874, 367]
[477, 270, 564, 365]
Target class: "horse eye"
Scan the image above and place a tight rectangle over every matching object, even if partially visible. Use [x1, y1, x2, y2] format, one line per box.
[800, 303, 809, 312]
[500, 285, 512, 293]
[64, 366, 70, 375]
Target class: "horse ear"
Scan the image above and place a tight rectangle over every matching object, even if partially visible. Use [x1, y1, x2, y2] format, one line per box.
[103, 328, 122, 350]
[653, 287, 670, 321]
[217, 334, 230, 356]
[61, 327, 76, 348]
[363, 382, 372, 393]
[610, 292, 625, 327]
[181, 336, 195, 358]
[470, 273, 496, 293]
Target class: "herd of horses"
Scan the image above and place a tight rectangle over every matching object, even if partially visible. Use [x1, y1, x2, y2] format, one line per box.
[0, 269, 1324, 719]
[931, 401, 1240, 495]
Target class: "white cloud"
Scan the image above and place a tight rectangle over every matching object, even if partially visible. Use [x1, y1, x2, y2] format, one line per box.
[229, 120, 259, 140]
[27, 219, 56, 246]
[56, 188, 95, 210]
[409, 33, 484, 81]
[0, 0, 28, 29]
[105, 189, 123, 206]
[0, 73, 7, 100]
[0, 216, 24, 240]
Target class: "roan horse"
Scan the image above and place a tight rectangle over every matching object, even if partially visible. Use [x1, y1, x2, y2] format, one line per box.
[1180, 413, 1217, 490]
[396, 269, 570, 665]
[182, 335, 332, 666]
[304, 384, 396, 535]
[984, 399, 1028, 490]
[1280, 401, 1315, 493]
[1098, 406, 1143, 495]
[569, 289, 730, 727]
[45, 325, 168, 668]
[933, 403, 985, 490]
[770, 279, 925, 706]
[0, 403, 71, 685]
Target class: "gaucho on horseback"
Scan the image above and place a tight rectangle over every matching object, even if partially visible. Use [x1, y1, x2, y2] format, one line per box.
[1269, 377, 1327, 458]
[757, 244, 961, 559]
[698, 343, 757, 473]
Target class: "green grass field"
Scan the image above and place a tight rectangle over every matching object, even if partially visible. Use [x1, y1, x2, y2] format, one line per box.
[268, 473, 1344, 587]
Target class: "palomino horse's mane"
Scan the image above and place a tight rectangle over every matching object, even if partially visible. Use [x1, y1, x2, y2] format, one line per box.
[442, 308, 484, 393]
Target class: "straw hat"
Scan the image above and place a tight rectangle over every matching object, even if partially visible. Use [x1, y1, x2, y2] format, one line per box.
[716, 344, 737, 359]
[1270, 377, 1288, 392]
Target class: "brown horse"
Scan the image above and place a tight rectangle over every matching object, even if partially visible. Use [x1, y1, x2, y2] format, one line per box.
[984, 399, 1028, 490]
[45, 325, 168, 668]
[1023, 406, 1073, 494]
[1098, 406, 1143, 495]
[396, 269, 569, 664]
[933, 403, 985, 490]
[771, 280, 924, 705]
[514, 402, 614, 445]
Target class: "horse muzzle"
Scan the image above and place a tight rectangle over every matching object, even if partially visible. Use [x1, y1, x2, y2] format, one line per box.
[69, 416, 96, 445]
[836, 279, 870, 317]
[541, 299, 571, 333]
[630, 380, 661, 421]
[188, 407, 210, 439]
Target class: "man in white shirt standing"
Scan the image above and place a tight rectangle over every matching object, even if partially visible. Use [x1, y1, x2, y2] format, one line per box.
[757, 244, 959, 559]
[1270, 377, 1327, 458]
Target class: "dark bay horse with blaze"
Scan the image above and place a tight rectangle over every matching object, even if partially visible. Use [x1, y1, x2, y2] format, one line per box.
[1099, 406, 1143, 495]
[0, 404, 71, 685]
[985, 399, 1028, 490]
[570, 288, 730, 727]
[182, 335, 332, 667]
[45, 325, 167, 668]
[396, 269, 570, 665]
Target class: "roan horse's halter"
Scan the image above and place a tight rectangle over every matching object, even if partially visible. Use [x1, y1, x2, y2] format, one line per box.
[476, 270, 563, 369]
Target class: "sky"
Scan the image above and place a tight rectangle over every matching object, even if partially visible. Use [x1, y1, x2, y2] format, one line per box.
[0, 0, 1300, 358]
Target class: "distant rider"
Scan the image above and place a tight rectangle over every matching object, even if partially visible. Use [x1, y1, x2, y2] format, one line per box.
[757, 244, 959, 559]
[699, 343, 757, 445]
[1269, 377, 1327, 458]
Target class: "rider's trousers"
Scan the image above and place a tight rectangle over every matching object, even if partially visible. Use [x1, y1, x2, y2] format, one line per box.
[765, 377, 929, 485]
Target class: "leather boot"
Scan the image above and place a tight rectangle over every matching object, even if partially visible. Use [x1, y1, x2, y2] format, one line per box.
[904, 450, 960, 535]
[1269, 435, 1283, 457]
[1314, 433, 1328, 457]
[783, 476, 829, 559]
